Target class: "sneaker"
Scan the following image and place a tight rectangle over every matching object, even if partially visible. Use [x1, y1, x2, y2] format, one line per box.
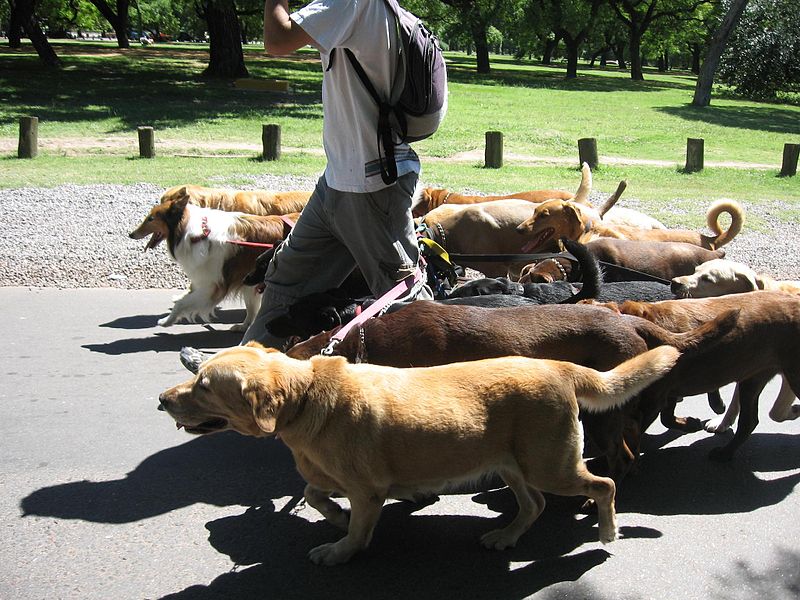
[180, 346, 209, 374]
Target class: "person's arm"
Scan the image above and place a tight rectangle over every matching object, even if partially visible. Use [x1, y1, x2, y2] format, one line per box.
[263, 0, 314, 56]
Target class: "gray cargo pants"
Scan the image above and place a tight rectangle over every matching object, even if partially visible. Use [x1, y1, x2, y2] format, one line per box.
[240, 171, 432, 347]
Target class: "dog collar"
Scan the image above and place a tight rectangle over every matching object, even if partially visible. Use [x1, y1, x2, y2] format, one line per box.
[540, 258, 569, 281]
[190, 216, 211, 244]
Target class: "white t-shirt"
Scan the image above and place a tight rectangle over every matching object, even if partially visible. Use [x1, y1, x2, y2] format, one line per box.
[291, 0, 420, 193]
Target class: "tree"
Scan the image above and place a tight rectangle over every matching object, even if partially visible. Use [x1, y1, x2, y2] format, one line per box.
[716, 0, 799, 101]
[9, 0, 61, 66]
[691, 0, 748, 104]
[86, 0, 131, 47]
[198, 0, 248, 78]
[534, 0, 607, 78]
[438, 0, 511, 73]
[608, 0, 712, 80]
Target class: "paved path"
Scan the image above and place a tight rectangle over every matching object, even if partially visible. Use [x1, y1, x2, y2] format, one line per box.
[1, 288, 798, 599]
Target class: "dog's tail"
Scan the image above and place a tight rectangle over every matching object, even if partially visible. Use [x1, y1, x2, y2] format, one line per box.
[558, 238, 602, 304]
[572, 346, 680, 413]
[706, 199, 744, 249]
[572, 162, 592, 205]
[630, 308, 740, 356]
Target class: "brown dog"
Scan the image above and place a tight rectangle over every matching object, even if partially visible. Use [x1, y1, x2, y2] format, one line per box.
[515, 198, 744, 253]
[287, 301, 737, 482]
[159, 343, 680, 564]
[594, 291, 800, 461]
[517, 238, 725, 284]
[161, 184, 311, 216]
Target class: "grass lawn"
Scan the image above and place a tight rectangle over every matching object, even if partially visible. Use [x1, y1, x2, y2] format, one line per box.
[1, 40, 798, 221]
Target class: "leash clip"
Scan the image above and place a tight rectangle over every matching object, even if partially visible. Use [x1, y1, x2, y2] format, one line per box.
[320, 338, 339, 356]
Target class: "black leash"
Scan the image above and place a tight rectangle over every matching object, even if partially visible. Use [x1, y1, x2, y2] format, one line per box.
[447, 252, 672, 285]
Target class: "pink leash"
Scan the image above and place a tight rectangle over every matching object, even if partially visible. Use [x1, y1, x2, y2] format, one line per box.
[320, 266, 426, 356]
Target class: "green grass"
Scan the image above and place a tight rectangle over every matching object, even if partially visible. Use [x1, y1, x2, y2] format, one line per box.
[1, 40, 798, 217]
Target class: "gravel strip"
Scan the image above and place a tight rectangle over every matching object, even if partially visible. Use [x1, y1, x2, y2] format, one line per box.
[0, 178, 797, 289]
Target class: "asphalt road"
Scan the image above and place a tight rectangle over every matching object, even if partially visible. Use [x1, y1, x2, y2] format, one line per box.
[1, 287, 798, 600]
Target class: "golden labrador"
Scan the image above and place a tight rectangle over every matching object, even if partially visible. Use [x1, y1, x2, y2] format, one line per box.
[161, 184, 311, 216]
[158, 343, 679, 565]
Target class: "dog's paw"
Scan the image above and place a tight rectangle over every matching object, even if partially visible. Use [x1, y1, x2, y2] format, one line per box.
[157, 315, 174, 327]
[480, 529, 519, 550]
[704, 416, 731, 434]
[599, 526, 618, 545]
[308, 541, 355, 566]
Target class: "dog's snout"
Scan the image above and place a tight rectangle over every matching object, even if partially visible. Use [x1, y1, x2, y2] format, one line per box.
[158, 392, 170, 411]
[670, 280, 686, 294]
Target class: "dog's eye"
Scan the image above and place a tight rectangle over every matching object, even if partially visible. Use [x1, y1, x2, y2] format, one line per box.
[147, 215, 154, 221]
[197, 376, 212, 391]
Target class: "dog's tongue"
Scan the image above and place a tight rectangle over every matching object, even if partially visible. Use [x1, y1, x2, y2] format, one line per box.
[145, 233, 163, 250]
[521, 240, 540, 253]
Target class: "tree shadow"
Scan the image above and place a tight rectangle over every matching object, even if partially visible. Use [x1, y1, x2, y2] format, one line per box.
[656, 104, 800, 135]
[710, 548, 800, 600]
[0, 46, 323, 132]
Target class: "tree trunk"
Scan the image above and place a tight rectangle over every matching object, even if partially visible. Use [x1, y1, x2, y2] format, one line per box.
[692, 0, 750, 107]
[470, 21, 490, 73]
[15, 0, 60, 67]
[689, 42, 702, 75]
[87, 0, 131, 49]
[8, 0, 23, 48]
[613, 42, 626, 69]
[203, 0, 249, 78]
[564, 38, 579, 78]
[629, 28, 644, 80]
[542, 35, 561, 65]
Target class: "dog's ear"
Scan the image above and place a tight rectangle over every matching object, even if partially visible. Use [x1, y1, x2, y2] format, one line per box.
[244, 380, 279, 434]
[244, 340, 269, 350]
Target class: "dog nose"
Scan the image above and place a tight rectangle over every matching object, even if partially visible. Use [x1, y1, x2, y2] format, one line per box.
[670, 280, 685, 294]
[158, 393, 169, 411]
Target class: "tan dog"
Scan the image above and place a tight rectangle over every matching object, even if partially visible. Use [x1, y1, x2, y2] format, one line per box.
[158, 343, 680, 565]
[671, 258, 800, 298]
[516, 198, 744, 253]
[411, 163, 590, 218]
[161, 184, 311, 216]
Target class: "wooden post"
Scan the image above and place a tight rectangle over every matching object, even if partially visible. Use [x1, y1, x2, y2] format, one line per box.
[685, 138, 704, 173]
[18, 116, 39, 159]
[137, 126, 155, 158]
[779, 143, 799, 177]
[484, 131, 503, 168]
[577, 137, 598, 170]
[262, 124, 281, 161]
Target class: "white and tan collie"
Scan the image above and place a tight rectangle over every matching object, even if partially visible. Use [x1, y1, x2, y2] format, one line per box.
[129, 196, 298, 331]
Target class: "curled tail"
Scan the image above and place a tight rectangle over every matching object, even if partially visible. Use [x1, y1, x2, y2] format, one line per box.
[706, 200, 744, 249]
[572, 346, 680, 413]
[559, 238, 602, 304]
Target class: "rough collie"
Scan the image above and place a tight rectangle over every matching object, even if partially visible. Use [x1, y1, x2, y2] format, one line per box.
[160, 184, 311, 216]
[129, 196, 298, 331]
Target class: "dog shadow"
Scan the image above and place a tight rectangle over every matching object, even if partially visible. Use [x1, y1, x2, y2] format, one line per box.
[82, 328, 243, 355]
[100, 308, 246, 330]
[161, 496, 614, 600]
[20, 433, 304, 523]
[618, 431, 800, 516]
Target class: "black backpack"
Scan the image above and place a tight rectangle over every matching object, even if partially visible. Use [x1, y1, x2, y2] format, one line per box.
[328, 0, 448, 185]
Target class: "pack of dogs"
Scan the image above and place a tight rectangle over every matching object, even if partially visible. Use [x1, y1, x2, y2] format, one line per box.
[133, 168, 800, 566]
